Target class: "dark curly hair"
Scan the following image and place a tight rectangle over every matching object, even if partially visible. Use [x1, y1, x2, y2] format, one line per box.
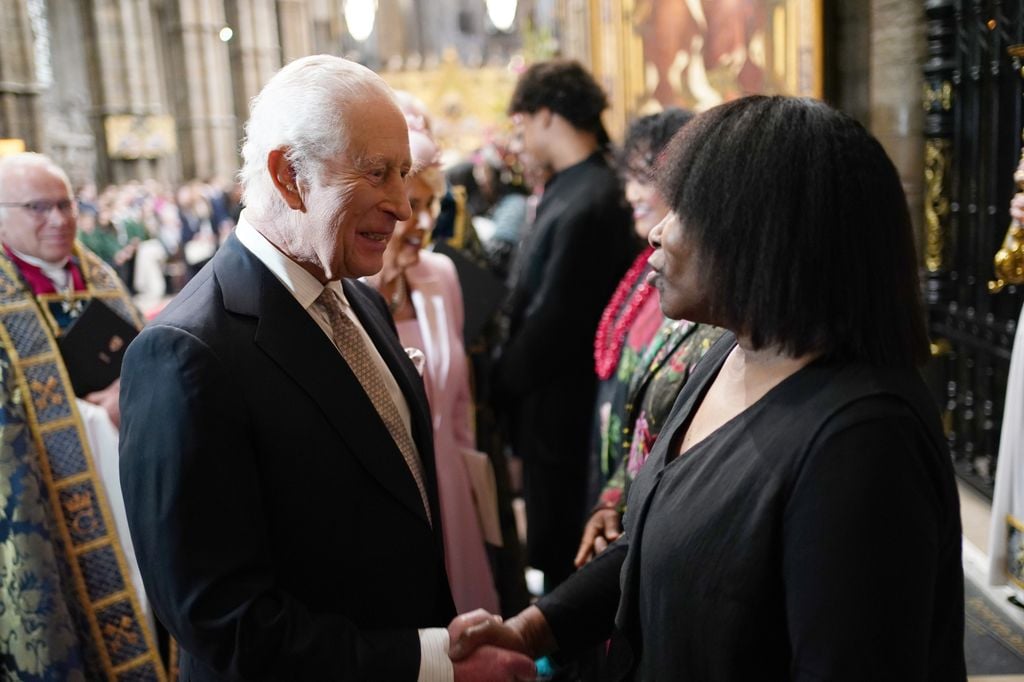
[618, 108, 694, 180]
[655, 95, 929, 367]
[508, 60, 610, 145]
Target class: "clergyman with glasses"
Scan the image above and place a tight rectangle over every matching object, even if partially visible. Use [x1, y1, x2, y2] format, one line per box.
[0, 152, 167, 680]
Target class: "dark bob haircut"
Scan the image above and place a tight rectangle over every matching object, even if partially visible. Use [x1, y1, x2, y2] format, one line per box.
[656, 95, 929, 367]
[508, 60, 610, 145]
[618, 107, 695, 180]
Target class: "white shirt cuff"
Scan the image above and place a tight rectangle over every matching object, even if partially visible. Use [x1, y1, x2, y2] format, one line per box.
[418, 627, 454, 682]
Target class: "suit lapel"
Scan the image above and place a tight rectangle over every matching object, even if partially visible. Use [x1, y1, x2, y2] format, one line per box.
[213, 237, 431, 528]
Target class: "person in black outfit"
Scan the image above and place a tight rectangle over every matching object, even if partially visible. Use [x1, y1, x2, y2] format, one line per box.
[450, 96, 967, 680]
[495, 60, 636, 591]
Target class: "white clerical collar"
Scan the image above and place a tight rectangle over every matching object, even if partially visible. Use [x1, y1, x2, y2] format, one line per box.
[7, 245, 71, 289]
[234, 215, 350, 311]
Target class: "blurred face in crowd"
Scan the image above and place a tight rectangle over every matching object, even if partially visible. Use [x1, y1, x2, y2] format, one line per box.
[512, 110, 550, 168]
[0, 163, 78, 263]
[647, 211, 707, 322]
[297, 93, 412, 281]
[625, 171, 670, 240]
[383, 173, 435, 276]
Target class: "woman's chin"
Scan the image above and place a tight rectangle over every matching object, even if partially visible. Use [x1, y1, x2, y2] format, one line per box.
[398, 251, 421, 271]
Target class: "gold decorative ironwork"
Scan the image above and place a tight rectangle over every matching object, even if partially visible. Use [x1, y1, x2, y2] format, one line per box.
[924, 138, 952, 272]
[988, 225, 1024, 293]
[989, 47, 1024, 293]
[923, 80, 953, 111]
[930, 337, 952, 358]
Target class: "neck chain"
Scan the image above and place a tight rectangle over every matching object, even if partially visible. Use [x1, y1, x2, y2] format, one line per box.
[55, 269, 85, 318]
[594, 247, 655, 381]
[387, 274, 408, 314]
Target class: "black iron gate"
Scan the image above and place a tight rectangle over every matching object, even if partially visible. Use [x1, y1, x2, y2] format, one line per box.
[924, 0, 1024, 498]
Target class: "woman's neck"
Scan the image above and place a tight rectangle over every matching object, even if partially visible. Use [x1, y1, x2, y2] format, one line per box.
[725, 336, 819, 398]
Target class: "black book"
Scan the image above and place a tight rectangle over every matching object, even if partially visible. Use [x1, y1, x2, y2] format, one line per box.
[57, 299, 138, 397]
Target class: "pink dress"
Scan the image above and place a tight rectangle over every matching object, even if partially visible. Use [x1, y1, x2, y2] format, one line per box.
[397, 251, 500, 613]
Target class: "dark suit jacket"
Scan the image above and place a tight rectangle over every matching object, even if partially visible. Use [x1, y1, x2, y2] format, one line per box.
[119, 235, 455, 681]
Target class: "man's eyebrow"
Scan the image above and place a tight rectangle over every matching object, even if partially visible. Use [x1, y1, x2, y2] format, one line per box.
[352, 153, 412, 173]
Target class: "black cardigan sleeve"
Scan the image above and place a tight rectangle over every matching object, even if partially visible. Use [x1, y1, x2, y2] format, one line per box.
[535, 539, 628, 656]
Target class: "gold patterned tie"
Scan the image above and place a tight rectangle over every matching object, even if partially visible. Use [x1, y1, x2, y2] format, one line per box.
[314, 287, 432, 526]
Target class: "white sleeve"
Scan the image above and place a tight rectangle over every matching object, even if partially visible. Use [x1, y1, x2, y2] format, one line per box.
[417, 628, 454, 682]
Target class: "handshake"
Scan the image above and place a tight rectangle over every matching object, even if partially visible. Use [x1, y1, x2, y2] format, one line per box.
[446, 605, 555, 682]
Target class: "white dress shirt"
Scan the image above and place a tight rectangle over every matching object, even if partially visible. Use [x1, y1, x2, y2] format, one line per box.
[234, 218, 453, 682]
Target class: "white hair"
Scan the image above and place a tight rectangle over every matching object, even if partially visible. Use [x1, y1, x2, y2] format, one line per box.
[0, 153, 72, 221]
[238, 54, 397, 221]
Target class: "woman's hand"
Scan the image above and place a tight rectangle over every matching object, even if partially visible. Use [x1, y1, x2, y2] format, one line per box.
[574, 508, 622, 567]
[449, 606, 555, 663]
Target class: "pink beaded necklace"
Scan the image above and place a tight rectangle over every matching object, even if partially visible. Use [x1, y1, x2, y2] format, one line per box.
[594, 246, 655, 380]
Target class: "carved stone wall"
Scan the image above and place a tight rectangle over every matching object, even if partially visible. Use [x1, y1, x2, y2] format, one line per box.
[41, 0, 96, 186]
[276, 0, 312, 65]
[870, 0, 926, 243]
[0, 0, 42, 149]
[224, 0, 281, 144]
[160, 0, 237, 182]
[81, 0, 175, 185]
[828, 0, 870, 126]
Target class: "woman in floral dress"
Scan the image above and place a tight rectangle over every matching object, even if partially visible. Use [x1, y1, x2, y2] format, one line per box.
[579, 110, 724, 566]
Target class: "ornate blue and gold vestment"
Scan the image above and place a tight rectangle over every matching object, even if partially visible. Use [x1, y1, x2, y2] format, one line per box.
[0, 244, 167, 681]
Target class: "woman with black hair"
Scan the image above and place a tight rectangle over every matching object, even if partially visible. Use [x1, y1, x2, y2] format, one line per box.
[580, 107, 724, 567]
[451, 95, 966, 680]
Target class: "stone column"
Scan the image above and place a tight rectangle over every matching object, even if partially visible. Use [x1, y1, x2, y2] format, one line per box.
[869, 0, 926, 244]
[277, 0, 312, 64]
[43, 0, 98, 186]
[0, 0, 42, 150]
[224, 0, 281, 142]
[81, 0, 174, 184]
[161, 0, 238, 181]
[558, 0, 591, 67]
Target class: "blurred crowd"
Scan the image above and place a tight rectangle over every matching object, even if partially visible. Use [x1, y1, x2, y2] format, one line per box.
[74, 178, 243, 314]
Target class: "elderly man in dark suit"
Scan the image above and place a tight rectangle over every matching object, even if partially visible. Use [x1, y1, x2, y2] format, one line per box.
[118, 55, 534, 682]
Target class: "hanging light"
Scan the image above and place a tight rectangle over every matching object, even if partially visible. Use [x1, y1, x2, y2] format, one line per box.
[344, 0, 378, 42]
[486, 0, 517, 32]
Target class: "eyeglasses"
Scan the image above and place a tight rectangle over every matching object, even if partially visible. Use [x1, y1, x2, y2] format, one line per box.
[0, 199, 77, 218]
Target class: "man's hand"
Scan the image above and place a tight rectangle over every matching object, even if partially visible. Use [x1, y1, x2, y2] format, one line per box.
[452, 645, 535, 681]
[574, 507, 622, 567]
[449, 609, 535, 680]
[449, 606, 556, 674]
[85, 378, 121, 427]
[449, 610, 527, 659]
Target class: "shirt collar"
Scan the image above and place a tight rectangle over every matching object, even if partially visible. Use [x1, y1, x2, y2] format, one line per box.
[235, 214, 350, 311]
[7, 245, 70, 273]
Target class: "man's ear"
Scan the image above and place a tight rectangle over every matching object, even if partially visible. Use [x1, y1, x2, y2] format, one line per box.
[537, 107, 555, 129]
[268, 149, 304, 211]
